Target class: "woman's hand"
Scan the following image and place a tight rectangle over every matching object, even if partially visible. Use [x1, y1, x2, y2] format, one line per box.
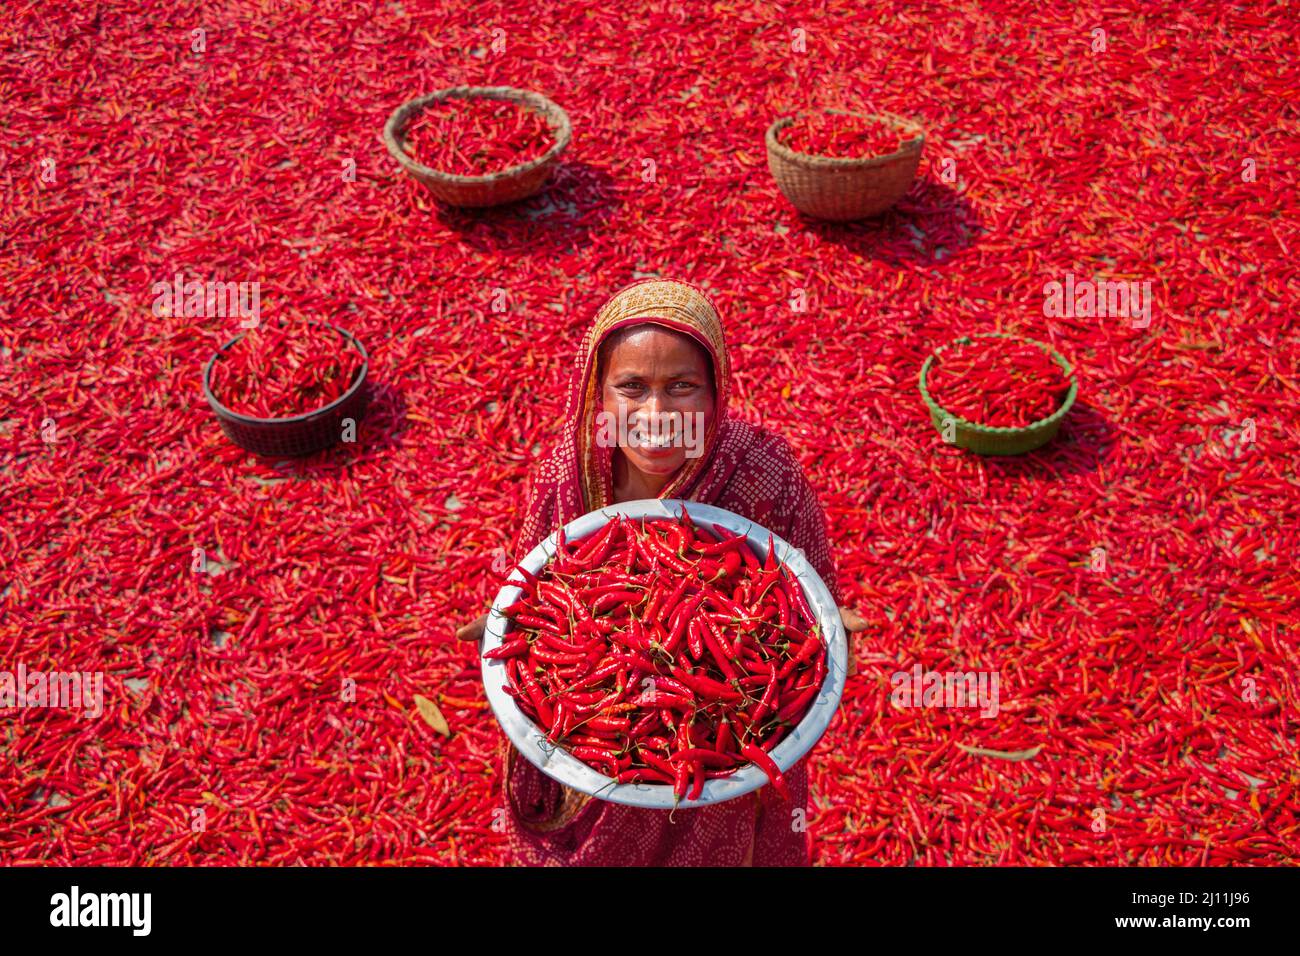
[455, 613, 488, 645]
[838, 606, 867, 677]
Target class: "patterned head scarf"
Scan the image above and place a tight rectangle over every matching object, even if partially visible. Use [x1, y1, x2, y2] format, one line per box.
[571, 278, 728, 509]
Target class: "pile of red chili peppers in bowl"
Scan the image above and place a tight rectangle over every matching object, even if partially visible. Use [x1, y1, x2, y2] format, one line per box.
[208, 323, 364, 420]
[402, 96, 554, 177]
[780, 112, 905, 158]
[925, 336, 1075, 429]
[488, 511, 826, 803]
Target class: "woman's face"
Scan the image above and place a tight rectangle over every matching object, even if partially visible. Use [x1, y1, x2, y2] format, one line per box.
[599, 325, 715, 479]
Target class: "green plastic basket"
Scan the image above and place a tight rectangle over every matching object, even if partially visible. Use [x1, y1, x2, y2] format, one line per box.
[918, 333, 1078, 456]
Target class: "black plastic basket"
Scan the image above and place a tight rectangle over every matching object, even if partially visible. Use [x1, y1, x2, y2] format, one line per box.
[202, 322, 369, 458]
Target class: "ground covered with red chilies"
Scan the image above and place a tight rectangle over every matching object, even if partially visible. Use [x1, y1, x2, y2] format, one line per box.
[2, 1, 1297, 865]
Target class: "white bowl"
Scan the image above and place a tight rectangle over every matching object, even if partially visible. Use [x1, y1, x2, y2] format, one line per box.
[480, 498, 847, 808]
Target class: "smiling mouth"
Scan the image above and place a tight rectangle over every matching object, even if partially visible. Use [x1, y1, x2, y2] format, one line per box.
[630, 432, 680, 451]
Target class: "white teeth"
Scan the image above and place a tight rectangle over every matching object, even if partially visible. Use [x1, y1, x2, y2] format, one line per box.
[635, 431, 677, 448]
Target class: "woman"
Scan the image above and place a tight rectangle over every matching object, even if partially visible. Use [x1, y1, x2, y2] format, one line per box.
[457, 278, 866, 866]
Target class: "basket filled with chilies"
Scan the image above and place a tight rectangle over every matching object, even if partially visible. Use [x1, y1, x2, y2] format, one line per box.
[480, 498, 848, 808]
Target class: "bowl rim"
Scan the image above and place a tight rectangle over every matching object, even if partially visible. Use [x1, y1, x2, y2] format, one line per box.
[383, 85, 573, 184]
[766, 109, 925, 168]
[480, 498, 849, 809]
[917, 332, 1079, 436]
[202, 320, 369, 426]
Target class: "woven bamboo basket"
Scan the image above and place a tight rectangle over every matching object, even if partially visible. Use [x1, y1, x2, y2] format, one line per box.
[766, 110, 924, 221]
[918, 333, 1078, 456]
[383, 86, 571, 207]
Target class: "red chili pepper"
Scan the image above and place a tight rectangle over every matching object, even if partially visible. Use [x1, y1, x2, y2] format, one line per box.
[776, 683, 818, 724]
[653, 575, 692, 625]
[618, 768, 672, 785]
[562, 689, 606, 705]
[591, 589, 643, 614]
[517, 668, 554, 727]
[613, 650, 657, 673]
[641, 533, 695, 574]
[741, 743, 790, 801]
[673, 747, 740, 768]
[685, 618, 706, 661]
[716, 718, 734, 754]
[548, 702, 568, 741]
[536, 629, 598, 654]
[751, 666, 780, 724]
[570, 747, 618, 776]
[688, 762, 705, 800]
[632, 687, 693, 709]
[696, 529, 745, 555]
[514, 612, 563, 634]
[637, 748, 677, 780]
[650, 675, 694, 699]
[629, 710, 661, 738]
[667, 758, 690, 802]
[670, 666, 743, 702]
[532, 645, 587, 665]
[702, 620, 740, 680]
[735, 538, 761, 571]
[481, 636, 527, 663]
[563, 658, 623, 692]
[499, 599, 528, 618]
[585, 715, 631, 734]
[720, 549, 743, 579]
[777, 631, 822, 680]
[780, 573, 816, 628]
[661, 522, 687, 555]
[664, 592, 705, 653]
[575, 517, 618, 563]
[772, 585, 791, 629]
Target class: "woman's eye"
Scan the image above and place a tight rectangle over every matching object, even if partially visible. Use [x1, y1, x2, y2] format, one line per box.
[611, 381, 698, 396]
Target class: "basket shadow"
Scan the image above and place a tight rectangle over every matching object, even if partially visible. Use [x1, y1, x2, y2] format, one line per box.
[430, 159, 622, 254]
[354, 381, 410, 453]
[800, 176, 982, 267]
[257, 382, 410, 475]
[981, 401, 1116, 482]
